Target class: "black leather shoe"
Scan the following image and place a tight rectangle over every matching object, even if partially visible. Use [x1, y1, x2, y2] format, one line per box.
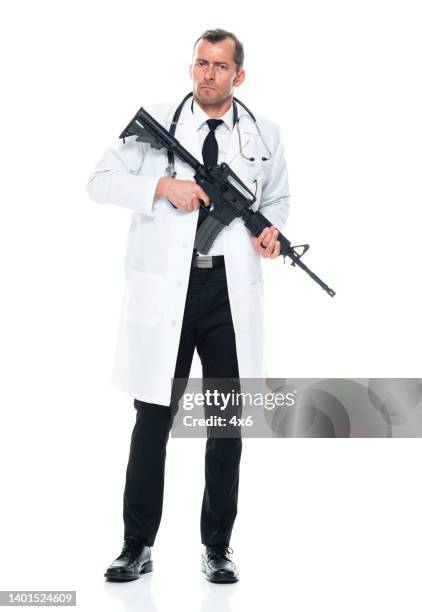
[104, 537, 153, 581]
[201, 544, 239, 583]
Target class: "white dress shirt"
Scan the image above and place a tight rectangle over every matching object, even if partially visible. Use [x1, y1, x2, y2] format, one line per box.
[191, 98, 235, 256]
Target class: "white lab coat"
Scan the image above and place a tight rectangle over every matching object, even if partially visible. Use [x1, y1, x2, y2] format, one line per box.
[86, 97, 290, 405]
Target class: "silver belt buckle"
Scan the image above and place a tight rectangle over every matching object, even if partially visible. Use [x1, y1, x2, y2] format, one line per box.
[195, 255, 213, 268]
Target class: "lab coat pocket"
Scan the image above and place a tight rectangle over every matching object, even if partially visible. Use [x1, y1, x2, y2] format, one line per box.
[125, 269, 165, 329]
[232, 280, 265, 332]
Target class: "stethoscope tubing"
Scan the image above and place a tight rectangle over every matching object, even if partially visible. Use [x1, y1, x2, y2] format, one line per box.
[166, 92, 272, 176]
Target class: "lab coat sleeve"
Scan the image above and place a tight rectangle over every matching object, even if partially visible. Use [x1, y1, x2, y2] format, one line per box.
[258, 126, 290, 231]
[86, 137, 161, 218]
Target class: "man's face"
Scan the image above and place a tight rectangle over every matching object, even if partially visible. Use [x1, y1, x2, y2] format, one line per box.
[190, 38, 245, 106]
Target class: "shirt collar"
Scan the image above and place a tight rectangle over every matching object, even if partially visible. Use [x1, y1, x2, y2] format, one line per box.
[191, 97, 234, 132]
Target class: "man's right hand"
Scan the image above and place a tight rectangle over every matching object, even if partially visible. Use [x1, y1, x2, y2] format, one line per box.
[154, 177, 210, 212]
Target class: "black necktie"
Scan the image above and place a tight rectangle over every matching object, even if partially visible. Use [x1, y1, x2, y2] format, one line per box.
[197, 119, 224, 229]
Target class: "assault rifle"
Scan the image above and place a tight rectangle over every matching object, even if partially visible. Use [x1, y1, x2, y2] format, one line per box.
[120, 106, 336, 297]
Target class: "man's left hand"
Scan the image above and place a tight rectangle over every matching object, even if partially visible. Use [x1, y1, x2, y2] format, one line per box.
[250, 226, 280, 259]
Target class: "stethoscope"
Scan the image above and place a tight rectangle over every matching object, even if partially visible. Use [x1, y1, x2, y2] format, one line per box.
[165, 91, 272, 178]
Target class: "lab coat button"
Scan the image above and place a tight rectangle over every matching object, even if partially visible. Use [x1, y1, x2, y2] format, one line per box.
[177, 281, 182, 287]
[182, 243, 188, 248]
[171, 320, 177, 326]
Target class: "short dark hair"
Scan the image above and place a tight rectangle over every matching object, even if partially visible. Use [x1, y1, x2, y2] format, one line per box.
[192, 28, 244, 72]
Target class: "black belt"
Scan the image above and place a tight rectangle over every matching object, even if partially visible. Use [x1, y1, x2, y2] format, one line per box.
[191, 252, 225, 269]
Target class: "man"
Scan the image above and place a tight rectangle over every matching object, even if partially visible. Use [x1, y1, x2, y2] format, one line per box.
[86, 28, 290, 583]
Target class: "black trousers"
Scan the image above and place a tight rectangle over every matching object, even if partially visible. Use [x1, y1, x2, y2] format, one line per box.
[122, 258, 242, 547]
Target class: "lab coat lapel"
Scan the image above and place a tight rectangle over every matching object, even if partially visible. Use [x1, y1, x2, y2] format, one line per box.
[162, 100, 202, 177]
[220, 105, 259, 173]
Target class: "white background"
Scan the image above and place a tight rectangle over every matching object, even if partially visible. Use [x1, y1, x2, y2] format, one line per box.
[1, 1, 422, 610]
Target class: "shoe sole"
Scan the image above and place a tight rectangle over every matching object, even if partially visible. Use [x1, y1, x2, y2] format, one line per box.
[104, 560, 153, 581]
[201, 562, 239, 583]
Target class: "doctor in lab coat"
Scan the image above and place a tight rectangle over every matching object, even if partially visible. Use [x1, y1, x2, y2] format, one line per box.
[87, 28, 290, 583]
